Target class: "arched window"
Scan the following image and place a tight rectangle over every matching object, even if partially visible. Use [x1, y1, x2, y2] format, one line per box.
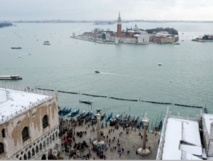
[36, 146, 39, 153]
[28, 151, 31, 159]
[47, 138, 49, 146]
[24, 154, 27, 160]
[0, 143, 4, 154]
[42, 115, 49, 129]
[43, 141, 46, 148]
[32, 148, 35, 156]
[2, 129, 5, 138]
[40, 143, 42, 151]
[22, 127, 30, 142]
[41, 154, 46, 160]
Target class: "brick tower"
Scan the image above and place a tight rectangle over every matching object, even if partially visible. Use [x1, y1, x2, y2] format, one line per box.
[117, 12, 122, 37]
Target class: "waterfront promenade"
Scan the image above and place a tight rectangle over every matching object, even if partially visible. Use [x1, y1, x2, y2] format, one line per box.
[59, 119, 160, 160]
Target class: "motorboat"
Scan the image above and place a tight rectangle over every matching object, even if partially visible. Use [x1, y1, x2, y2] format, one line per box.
[11, 47, 22, 49]
[43, 41, 50, 45]
[0, 75, 22, 80]
[79, 100, 93, 105]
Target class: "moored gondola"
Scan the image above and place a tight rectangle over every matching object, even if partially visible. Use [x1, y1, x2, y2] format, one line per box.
[68, 109, 80, 117]
[101, 113, 106, 121]
[85, 112, 94, 123]
[105, 112, 113, 123]
[61, 107, 72, 116]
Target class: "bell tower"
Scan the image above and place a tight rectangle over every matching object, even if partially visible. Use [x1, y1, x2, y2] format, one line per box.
[117, 12, 122, 37]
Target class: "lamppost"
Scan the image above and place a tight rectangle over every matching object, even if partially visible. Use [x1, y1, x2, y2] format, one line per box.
[137, 114, 151, 156]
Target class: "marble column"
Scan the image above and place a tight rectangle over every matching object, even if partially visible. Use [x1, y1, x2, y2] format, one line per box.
[96, 113, 101, 142]
[93, 112, 105, 146]
[137, 116, 150, 156]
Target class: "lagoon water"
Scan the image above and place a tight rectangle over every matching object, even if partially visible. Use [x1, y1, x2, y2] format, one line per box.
[0, 22, 213, 125]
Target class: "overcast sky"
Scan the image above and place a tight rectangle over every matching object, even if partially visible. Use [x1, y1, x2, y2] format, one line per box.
[1, 0, 213, 21]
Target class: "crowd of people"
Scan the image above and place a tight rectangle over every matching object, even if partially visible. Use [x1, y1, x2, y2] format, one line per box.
[58, 116, 152, 160]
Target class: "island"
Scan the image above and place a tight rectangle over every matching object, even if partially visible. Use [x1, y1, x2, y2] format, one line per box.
[72, 13, 179, 45]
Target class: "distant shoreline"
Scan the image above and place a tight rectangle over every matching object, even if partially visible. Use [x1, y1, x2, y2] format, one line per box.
[3, 20, 213, 23]
[0, 22, 13, 28]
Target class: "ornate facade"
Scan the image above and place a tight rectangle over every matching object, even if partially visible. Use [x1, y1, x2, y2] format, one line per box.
[0, 87, 60, 160]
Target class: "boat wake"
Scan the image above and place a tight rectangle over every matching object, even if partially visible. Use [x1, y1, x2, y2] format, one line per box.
[99, 72, 128, 77]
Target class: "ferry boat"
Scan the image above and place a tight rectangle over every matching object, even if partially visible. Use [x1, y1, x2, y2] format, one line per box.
[0, 75, 22, 80]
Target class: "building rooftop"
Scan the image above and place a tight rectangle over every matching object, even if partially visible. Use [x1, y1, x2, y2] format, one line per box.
[162, 117, 202, 160]
[0, 87, 52, 124]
